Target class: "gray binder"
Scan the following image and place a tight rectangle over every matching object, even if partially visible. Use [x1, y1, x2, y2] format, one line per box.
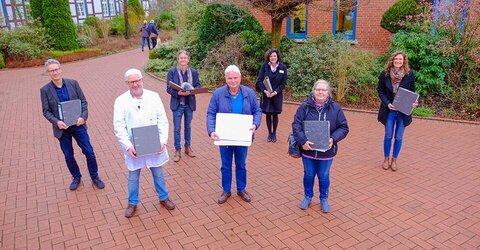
[131, 125, 161, 157]
[58, 99, 81, 126]
[263, 76, 273, 93]
[392, 87, 419, 115]
[304, 120, 330, 152]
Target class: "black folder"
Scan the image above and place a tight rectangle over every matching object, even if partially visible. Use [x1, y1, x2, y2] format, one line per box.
[58, 99, 81, 126]
[131, 125, 161, 156]
[304, 120, 330, 152]
[392, 87, 419, 115]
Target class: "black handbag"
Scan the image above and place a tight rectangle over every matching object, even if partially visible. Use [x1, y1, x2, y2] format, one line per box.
[288, 133, 301, 158]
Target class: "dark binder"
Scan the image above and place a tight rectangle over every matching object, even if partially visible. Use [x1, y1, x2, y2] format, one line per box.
[168, 81, 209, 95]
[304, 120, 330, 152]
[58, 99, 81, 126]
[131, 125, 161, 157]
[263, 76, 273, 93]
[392, 87, 419, 115]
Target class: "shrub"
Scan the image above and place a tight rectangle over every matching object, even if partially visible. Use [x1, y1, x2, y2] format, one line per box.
[145, 58, 173, 78]
[29, 0, 43, 23]
[149, 45, 177, 61]
[156, 11, 176, 31]
[381, 0, 420, 33]
[238, 30, 271, 76]
[43, 0, 79, 50]
[83, 16, 104, 38]
[110, 16, 126, 36]
[0, 21, 51, 60]
[77, 35, 93, 48]
[412, 107, 433, 117]
[128, 0, 144, 17]
[0, 53, 5, 69]
[195, 4, 263, 62]
[78, 24, 99, 45]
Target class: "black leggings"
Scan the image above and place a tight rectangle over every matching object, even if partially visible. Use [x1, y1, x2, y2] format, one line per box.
[266, 113, 279, 135]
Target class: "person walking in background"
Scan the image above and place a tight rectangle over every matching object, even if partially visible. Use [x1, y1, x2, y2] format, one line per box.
[255, 48, 287, 143]
[139, 20, 151, 52]
[40, 59, 105, 191]
[114, 68, 175, 218]
[292, 80, 349, 213]
[377, 51, 417, 171]
[207, 65, 262, 204]
[166, 50, 201, 162]
[147, 20, 159, 49]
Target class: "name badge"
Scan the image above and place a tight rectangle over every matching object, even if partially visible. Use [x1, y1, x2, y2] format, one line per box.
[279, 70, 284, 74]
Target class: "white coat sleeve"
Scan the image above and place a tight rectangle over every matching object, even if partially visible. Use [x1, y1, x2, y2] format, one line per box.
[113, 97, 133, 151]
[155, 93, 169, 145]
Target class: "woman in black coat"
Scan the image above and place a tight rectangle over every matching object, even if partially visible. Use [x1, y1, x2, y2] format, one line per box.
[377, 51, 417, 171]
[255, 48, 287, 142]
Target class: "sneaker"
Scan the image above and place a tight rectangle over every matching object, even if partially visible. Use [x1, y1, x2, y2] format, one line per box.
[217, 192, 231, 204]
[321, 198, 330, 213]
[160, 198, 176, 210]
[299, 197, 312, 210]
[237, 190, 252, 203]
[69, 177, 81, 190]
[92, 177, 105, 189]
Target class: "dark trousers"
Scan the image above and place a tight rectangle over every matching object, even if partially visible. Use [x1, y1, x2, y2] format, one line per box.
[58, 125, 98, 179]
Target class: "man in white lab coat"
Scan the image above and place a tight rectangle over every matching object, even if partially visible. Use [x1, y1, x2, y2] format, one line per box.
[113, 68, 175, 218]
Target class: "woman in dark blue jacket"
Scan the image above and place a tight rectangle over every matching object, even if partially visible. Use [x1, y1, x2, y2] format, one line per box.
[292, 80, 349, 212]
[377, 51, 416, 171]
[255, 48, 287, 143]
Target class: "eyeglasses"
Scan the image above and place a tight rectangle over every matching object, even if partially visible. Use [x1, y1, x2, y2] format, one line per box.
[315, 88, 328, 92]
[47, 68, 61, 73]
[127, 78, 143, 85]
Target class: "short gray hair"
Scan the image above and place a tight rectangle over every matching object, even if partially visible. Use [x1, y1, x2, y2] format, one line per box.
[177, 50, 190, 58]
[44, 58, 60, 69]
[124, 68, 142, 81]
[224, 65, 241, 75]
[311, 79, 332, 95]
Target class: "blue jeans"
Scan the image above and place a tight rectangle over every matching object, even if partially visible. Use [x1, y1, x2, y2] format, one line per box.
[127, 166, 169, 205]
[384, 111, 405, 158]
[302, 157, 333, 199]
[173, 104, 193, 150]
[58, 125, 98, 179]
[219, 146, 248, 193]
[141, 37, 151, 50]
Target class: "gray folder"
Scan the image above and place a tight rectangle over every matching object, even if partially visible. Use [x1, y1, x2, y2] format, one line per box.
[304, 120, 330, 152]
[131, 125, 161, 157]
[392, 87, 419, 115]
[58, 99, 81, 126]
[263, 76, 273, 93]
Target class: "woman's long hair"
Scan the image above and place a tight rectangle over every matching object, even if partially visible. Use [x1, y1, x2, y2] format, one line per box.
[384, 51, 410, 76]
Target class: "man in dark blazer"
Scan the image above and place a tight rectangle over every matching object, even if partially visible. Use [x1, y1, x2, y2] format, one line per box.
[166, 50, 201, 162]
[40, 59, 104, 191]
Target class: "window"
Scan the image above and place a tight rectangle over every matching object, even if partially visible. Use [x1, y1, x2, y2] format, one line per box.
[109, 0, 116, 15]
[332, 0, 357, 40]
[0, 1, 5, 27]
[102, 0, 108, 16]
[76, 1, 86, 18]
[433, 0, 469, 30]
[286, 3, 308, 40]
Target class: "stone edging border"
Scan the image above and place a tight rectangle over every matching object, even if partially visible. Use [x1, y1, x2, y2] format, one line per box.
[146, 71, 479, 126]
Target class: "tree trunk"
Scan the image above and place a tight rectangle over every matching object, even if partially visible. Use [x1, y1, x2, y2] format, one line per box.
[271, 17, 284, 49]
[124, 0, 130, 39]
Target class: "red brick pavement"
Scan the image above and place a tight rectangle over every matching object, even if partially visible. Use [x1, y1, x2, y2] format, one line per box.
[0, 49, 479, 249]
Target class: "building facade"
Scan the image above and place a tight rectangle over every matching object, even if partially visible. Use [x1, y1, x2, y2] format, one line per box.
[0, 0, 150, 29]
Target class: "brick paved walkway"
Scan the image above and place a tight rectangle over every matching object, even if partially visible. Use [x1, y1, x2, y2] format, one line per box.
[0, 49, 479, 249]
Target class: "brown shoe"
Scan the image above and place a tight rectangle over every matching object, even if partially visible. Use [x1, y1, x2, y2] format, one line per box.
[160, 198, 176, 210]
[382, 157, 390, 170]
[184, 146, 196, 157]
[217, 192, 231, 204]
[125, 204, 137, 218]
[173, 150, 181, 162]
[390, 158, 398, 172]
[237, 190, 252, 203]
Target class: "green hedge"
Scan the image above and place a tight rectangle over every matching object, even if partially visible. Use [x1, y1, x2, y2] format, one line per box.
[43, 0, 79, 50]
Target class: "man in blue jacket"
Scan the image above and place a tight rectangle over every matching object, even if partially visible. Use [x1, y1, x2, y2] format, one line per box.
[206, 65, 262, 204]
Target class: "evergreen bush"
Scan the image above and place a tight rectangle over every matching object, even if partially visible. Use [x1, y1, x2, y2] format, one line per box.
[43, 0, 79, 50]
[156, 11, 176, 31]
[83, 16, 104, 38]
[29, 0, 43, 23]
[109, 16, 126, 36]
[128, 0, 144, 17]
[0, 53, 5, 69]
[381, 0, 420, 33]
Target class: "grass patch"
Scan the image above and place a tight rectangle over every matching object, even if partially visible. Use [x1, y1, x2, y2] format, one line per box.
[413, 107, 434, 117]
[46, 48, 101, 57]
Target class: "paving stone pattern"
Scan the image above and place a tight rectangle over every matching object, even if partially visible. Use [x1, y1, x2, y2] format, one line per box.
[0, 49, 479, 249]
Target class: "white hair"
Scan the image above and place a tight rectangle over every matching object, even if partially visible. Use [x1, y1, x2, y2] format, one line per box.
[124, 68, 142, 81]
[224, 65, 241, 75]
